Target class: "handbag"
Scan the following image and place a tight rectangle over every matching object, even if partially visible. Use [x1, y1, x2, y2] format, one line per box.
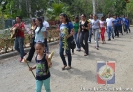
[70, 39, 76, 49]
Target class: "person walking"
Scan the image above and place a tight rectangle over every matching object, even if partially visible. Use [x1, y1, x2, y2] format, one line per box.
[79, 14, 90, 56]
[29, 42, 52, 92]
[99, 17, 106, 44]
[88, 14, 93, 43]
[59, 13, 75, 70]
[26, 19, 37, 62]
[91, 14, 100, 50]
[113, 15, 119, 37]
[10, 16, 26, 62]
[41, 16, 50, 53]
[73, 16, 81, 51]
[106, 14, 114, 41]
[124, 17, 131, 33]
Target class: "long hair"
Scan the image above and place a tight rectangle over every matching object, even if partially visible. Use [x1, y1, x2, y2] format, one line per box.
[60, 13, 70, 23]
[36, 17, 43, 34]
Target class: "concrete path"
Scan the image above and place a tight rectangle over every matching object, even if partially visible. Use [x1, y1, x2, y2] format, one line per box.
[0, 27, 133, 92]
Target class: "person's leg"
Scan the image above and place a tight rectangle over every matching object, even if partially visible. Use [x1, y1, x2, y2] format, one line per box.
[116, 26, 119, 37]
[26, 41, 35, 61]
[120, 25, 123, 35]
[18, 37, 25, 59]
[36, 80, 43, 92]
[93, 29, 96, 41]
[79, 32, 85, 50]
[125, 25, 128, 33]
[66, 41, 72, 67]
[111, 26, 114, 39]
[76, 33, 81, 50]
[128, 26, 130, 33]
[88, 28, 92, 42]
[84, 32, 89, 55]
[14, 37, 20, 53]
[107, 26, 110, 40]
[43, 78, 51, 92]
[101, 28, 104, 41]
[103, 27, 106, 42]
[74, 32, 78, 50]
[59, 41, 67, 66]
[95, 29, 99, 47]
[72, 49, 74, 53]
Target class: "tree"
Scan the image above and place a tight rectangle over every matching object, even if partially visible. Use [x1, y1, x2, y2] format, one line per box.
[113, 0, 127, 16]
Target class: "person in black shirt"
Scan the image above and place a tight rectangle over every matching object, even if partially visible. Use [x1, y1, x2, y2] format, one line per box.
[29, 42, 52, 92]
[78, 14, 90, 56]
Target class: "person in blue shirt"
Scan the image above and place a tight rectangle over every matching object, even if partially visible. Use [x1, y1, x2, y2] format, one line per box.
[117, 16, 123, 35]
[124, 17, 130, 33]
[59, 13, 75, 70]
[113, 15, 119, 37]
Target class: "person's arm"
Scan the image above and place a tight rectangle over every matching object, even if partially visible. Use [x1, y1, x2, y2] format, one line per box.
[29, 65, 36, 71]
[67, 28, 75, 39]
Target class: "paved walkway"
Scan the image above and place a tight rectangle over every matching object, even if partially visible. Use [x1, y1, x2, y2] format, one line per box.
[0, 27, 133, 92]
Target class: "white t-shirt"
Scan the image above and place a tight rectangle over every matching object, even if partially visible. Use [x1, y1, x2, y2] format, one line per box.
[43, 21, 49, 28]
[99, 20, 106, 27]
[91, 19, 100, 29]
[106, 17, 114, 26]
[34, 27, 46, 42]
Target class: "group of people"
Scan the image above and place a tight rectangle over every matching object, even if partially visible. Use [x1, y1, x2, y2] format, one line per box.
[10, 13, 131, 92]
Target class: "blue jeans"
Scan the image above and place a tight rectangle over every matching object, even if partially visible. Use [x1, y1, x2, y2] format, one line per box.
[36, 78, 51, 92]
[14, 37, 25, 58]
[93, 29, 99, 47]
[107, 26, 114, 39]
[73, 32, 80, 49]
[88, 28, 92, 42]
[59, 40, 72, 66]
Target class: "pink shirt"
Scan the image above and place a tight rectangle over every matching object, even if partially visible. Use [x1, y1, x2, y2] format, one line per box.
[100, 20, 105, 28]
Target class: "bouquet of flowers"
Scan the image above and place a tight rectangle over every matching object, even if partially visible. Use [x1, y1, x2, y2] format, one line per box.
[62, 28, 69, 50]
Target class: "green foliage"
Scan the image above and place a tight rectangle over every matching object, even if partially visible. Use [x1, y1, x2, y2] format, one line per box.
[46, 3, 71, 20]
[113, 0, 127, 16]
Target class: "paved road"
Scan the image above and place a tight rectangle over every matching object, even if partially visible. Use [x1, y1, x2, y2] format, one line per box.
[0, 27, 133, 92]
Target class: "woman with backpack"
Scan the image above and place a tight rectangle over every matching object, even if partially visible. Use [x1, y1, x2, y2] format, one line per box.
[59, 13, 75, 70]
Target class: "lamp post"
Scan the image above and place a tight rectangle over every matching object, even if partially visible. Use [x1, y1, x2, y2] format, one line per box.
[92, 0, 96, 14]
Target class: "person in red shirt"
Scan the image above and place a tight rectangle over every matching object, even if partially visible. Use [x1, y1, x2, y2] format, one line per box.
[11, 16, 26, 62]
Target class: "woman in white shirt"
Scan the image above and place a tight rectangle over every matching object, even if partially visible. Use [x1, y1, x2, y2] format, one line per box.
[91, 14, 100, 50]
[34, 17, 47, 43]
[99, 17, 106, 44]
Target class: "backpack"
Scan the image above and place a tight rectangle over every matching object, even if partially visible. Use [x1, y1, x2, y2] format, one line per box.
[70, 37, 76, 49]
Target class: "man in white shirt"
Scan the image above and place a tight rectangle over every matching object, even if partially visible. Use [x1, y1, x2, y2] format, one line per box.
[41, 16, 50, 53]
[106, 14, 114, 41]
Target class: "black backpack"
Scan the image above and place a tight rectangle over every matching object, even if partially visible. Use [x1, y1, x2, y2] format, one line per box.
[70, 36, 76, 49]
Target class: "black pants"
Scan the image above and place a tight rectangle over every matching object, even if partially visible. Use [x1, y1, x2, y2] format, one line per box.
[114, 26, 119, 37]
[79, 32, 89, 55]
[27, 38, 35, 61]
[118, 25, 123, 34]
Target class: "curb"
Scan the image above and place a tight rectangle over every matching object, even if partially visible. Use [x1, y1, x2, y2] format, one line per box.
[0, 41, 58, 60]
